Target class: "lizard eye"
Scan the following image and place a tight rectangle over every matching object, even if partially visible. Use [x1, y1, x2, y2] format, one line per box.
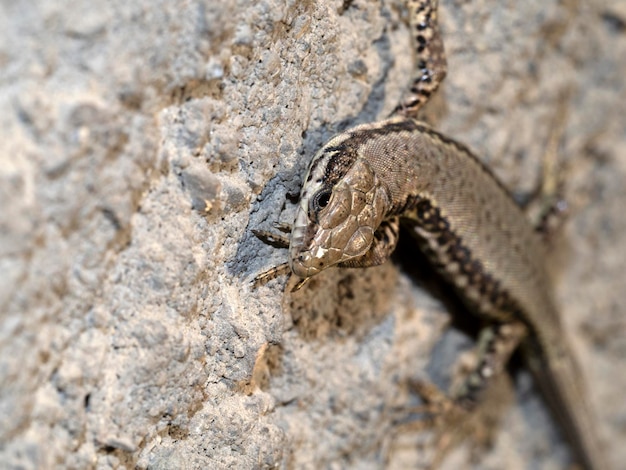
[314, 190, 332, 208]
[309, 189, 332, 218]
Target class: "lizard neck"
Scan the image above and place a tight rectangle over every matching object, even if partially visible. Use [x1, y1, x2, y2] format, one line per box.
[356, 117, 559, 335]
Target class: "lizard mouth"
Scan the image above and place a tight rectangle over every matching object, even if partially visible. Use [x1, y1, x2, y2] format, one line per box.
[289, 255, 316, 279]
[289, 246, 329, 279]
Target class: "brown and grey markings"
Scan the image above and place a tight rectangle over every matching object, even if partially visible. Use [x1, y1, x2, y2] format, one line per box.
[406, 198, 522, 322]
[253, 0, 607, 468]
[394, 0, 447, 117]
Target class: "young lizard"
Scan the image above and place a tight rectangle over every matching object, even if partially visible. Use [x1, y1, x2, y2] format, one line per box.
[254, 1, 607, 468]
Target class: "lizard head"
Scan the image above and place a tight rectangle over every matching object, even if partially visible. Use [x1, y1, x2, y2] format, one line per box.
[288, 131, 389, 280]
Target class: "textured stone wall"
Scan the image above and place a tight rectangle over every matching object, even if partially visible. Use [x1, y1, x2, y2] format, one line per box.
[1, 0, 624, 468]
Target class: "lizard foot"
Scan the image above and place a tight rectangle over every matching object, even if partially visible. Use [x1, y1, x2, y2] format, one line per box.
[384, 378, 509, 469]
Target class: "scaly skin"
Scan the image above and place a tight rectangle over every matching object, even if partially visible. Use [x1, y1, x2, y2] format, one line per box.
[255, 1, 607, 468]
[288, 116, 606, 469]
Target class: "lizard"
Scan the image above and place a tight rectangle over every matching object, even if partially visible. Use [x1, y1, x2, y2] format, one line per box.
[253, 0, 607, 468]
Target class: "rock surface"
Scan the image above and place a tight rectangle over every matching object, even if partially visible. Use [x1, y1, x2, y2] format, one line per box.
[1, 0, 624, 468]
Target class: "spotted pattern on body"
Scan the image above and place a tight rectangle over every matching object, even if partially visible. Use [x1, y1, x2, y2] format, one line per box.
[394, 0, 447, 117]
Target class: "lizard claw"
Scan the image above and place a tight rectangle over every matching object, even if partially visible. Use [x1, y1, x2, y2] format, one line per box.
[384, 379, 500, 469]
